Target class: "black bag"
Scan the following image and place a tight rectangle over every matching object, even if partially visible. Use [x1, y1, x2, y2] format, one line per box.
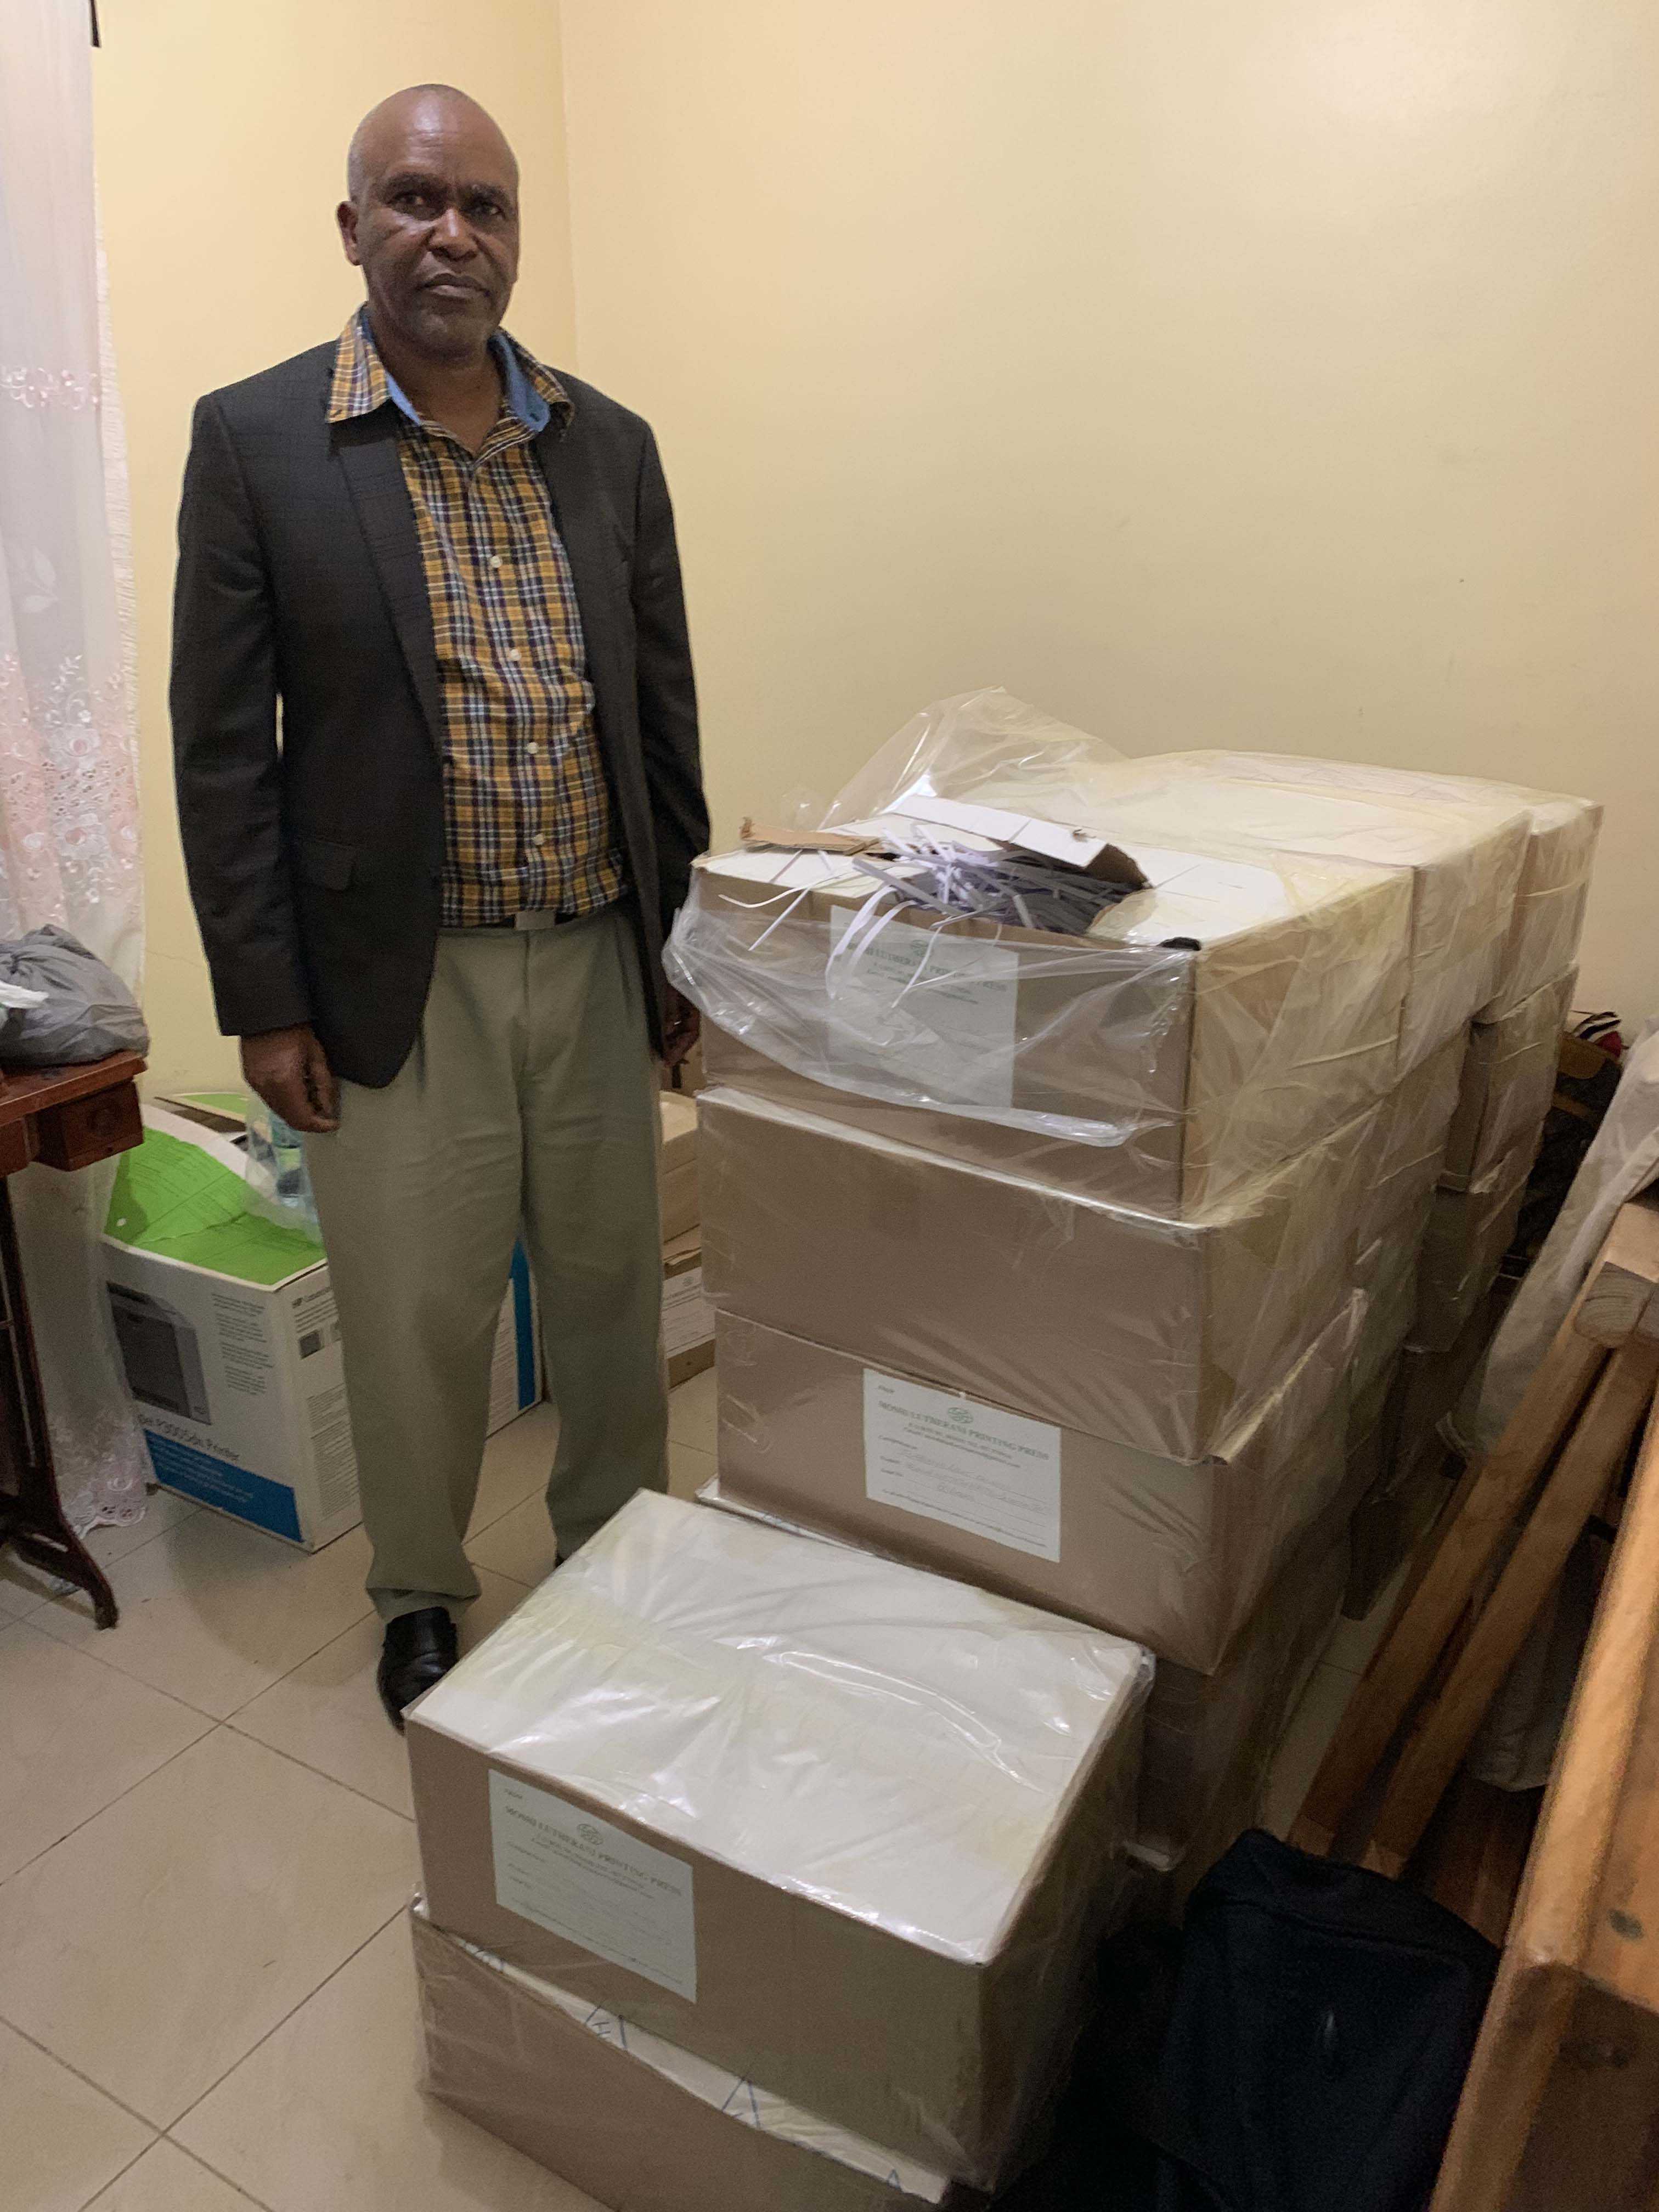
[995, 1833, 1496, 2212]
[1151, 1831, 1497, 2212]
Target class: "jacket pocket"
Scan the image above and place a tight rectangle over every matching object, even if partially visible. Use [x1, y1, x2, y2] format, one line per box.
[294, 838, 357, 891]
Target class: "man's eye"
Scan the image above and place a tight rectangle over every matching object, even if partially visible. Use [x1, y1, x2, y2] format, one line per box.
[394, 190, 436, 213]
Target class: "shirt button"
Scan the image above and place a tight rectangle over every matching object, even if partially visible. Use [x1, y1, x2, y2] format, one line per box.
[509, 647, 522, 662]
[526, 743, 540, 757]
[491, 556, 503, 570]
[532, 834, 547, 849]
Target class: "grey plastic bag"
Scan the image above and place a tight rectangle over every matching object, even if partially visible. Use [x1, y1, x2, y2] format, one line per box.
[0, 925, 149, 1065]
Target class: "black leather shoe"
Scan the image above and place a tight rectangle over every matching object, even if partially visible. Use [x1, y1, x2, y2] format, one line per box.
[378, 1607, 458, 1731]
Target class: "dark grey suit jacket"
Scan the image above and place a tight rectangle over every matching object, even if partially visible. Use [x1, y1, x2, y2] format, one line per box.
[171, 340, 707, 1087]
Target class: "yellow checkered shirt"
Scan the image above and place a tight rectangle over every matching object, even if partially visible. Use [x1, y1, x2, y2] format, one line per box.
[327, 311, 624, 928]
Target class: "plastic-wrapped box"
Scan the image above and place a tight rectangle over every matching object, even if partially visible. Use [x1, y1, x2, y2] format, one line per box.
[1135, 1523, 1349, 1867]
[1356, 1036, 1464, 1252]
[814, 699, 1531, 1079]
[408, 1493, 1151, 2188]
[672, 831, 1409, 1219]
[714, 1297, 1357, 1672]
[1354, 1191, 1433, 1398]
[413, 1905, 975, 2212]
[697, 1084, 1369, 1463]
[1441, 969, 1575, 1195]
[1415, 1144, 1533, 1353]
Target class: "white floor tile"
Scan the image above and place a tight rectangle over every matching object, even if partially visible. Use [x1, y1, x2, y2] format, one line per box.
[668, 1440, 716, 1501]
[466, 1491, 557, 1589]
[234, 1568, 529, 1819]
[470, 1403, 560, 1536]
[667, 1364, 717, 1452]
[0, 2019, 154, 2212]
[176, 1919, 603, 2211]
[81, 1489, 201, 1571]
[0, 1620, 211, 1883]
[85, 2139, 262, 2210]
[30, 1512, 374, 1720]
[0, 1728, 414, 2128]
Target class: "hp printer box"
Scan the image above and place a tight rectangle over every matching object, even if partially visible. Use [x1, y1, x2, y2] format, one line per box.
[104, 1111, 538, 1549]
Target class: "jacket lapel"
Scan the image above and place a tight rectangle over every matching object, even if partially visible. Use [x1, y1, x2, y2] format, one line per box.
[333, 416, 445, 758]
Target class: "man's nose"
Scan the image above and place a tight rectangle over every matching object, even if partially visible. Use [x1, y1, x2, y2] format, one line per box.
[429, 205, 475, 257]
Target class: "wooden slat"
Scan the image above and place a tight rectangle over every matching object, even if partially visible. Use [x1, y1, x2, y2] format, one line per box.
[1364, 1319, 1659, 1878]
[1292, 1198, 1659, 1859]
[1432, 1388, 1659, 2210]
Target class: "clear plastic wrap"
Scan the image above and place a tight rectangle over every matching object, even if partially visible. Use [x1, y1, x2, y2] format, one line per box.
[1440, 968, 1576, 1194]
[817, 701, 1533, 1076]
[1357, 1035, 1465, 1252]
[1354, 1189, 1434, 1397]
[1454, 1019, 1659, 1462]
[1134, 1524, 1349, 1869]
[670, 700, 1413, 1222]
[412, 1905, 972, 2211]
[712, 1296, 1358, 1674]
[1415, 1142, 1534, 1353]
[408, 1491, 1152, 2186]
[697, 1082, 1370, 1463]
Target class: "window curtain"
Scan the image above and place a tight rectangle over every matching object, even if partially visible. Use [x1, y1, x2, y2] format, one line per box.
[1, 0, 150, 1532]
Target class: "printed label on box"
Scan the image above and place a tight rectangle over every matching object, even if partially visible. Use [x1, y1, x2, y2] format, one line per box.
[828, 907, 1020, 1107]
[489, 1771, 697, 2001]
[663, 1264, 713, 1359]
[863, 1369, 1063, 1561]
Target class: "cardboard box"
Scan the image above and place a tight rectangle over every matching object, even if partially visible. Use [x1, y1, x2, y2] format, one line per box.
[658, 1092, 700, 1243]
[712, 1301, 1357, 1673]
[1441, 969, 1576, 1194]
[104, 1111, 539, 1549]
[1466, 785, 1600, 1019]
[1135, 1522, 1349, 1869]
[1356, 1036, 1465, 1252]
[1039, 752, 1532, 1074]
[678, 832, 1409, 1218]
[698, 1085, 1368, 1463]
[1415, 1144, 1532, 1354]
[663, 1230, 714, 1386]
[1353, 1189, 1434, 1399]
[408, 1493, 1149, 2185]
[413, 1906, 972, 2212]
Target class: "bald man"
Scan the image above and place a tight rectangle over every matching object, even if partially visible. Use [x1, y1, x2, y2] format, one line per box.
[172, 86, 708, 1724]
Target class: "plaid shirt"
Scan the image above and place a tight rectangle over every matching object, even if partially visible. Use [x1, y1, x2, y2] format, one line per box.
[327, 310, 624, 928]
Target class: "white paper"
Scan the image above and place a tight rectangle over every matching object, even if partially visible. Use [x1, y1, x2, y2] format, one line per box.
[863, 1370, 1063, 1561]
[663, 1264, 713, 1358]
[490, 1770, 698, 2001]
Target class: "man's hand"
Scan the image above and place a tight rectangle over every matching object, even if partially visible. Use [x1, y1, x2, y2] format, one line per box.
[241, 1024, 341, 1135]
[661, 986, 701, 1074]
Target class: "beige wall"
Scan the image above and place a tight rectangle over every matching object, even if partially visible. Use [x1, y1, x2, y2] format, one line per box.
[561, 0, 1659, 1023]
[92, 2, 575, 1092]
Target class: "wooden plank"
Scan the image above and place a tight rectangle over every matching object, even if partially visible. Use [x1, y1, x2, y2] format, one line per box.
[1365, 1322, 1659, 1879]
[1292, 1198, 1659, 1859]
[1432, 1387, 1659, 2210]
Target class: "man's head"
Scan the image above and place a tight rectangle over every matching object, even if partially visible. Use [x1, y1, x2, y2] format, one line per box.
[339, 86, 519, 363]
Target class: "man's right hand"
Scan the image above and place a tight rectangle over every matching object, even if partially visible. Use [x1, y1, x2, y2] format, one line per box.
[241, 1024, 341, 1135]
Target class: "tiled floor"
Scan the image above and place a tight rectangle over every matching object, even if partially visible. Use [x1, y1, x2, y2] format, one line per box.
[0, 1372, 1382, 2211]
[1, 1395, 718, 2212]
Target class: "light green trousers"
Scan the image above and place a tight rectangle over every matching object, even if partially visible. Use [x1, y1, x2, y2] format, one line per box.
[305, 909, 667, 1622]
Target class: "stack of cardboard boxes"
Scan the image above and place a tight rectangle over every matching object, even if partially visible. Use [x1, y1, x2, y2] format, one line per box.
[404, 699, 1599, 2202]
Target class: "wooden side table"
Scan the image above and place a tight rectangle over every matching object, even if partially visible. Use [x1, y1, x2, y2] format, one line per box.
[0, 1051, 145, 1628]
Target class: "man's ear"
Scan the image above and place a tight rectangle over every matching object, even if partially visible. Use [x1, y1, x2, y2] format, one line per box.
[337, 200, 362, 267]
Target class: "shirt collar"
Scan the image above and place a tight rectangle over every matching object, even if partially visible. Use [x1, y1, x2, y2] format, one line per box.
[325, 307, 572, 435]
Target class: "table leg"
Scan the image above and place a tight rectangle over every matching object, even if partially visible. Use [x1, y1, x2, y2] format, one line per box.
[0, 1181, 118, 1628]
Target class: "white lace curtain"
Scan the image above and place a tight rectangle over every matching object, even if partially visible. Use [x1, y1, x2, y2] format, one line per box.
[2, 0, 151, 1531]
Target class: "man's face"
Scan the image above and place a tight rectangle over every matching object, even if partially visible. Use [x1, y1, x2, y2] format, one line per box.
[339, 102, 519, 362]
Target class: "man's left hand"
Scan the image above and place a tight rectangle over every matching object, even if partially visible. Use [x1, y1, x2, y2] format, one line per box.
[662, 985, 701, 1071]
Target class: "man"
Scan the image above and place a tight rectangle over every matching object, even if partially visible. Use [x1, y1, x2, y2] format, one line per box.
[172, 84, 707, 1726]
